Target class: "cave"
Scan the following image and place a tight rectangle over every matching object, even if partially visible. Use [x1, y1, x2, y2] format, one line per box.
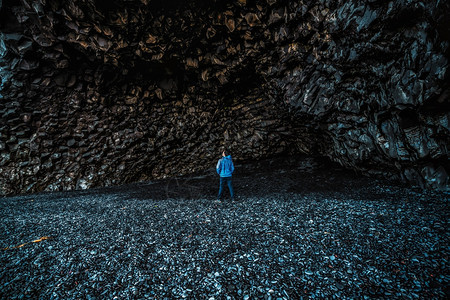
[1, 1, 450, 298]
[0, 0, 449, 196]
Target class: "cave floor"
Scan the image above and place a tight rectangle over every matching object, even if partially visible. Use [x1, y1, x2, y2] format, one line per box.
[1, 156, 449, 299]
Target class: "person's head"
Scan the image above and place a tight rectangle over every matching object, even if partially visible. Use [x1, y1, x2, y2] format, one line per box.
[222, 149, 230, 157]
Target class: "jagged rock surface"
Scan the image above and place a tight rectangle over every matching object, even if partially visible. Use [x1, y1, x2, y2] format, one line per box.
[0, 0, 448, 195]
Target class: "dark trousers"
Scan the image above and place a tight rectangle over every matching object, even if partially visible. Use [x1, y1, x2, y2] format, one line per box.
[218, 176, 234, 200]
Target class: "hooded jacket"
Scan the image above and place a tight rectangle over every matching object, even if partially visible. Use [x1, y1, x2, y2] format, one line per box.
[216, 155, 235, 177]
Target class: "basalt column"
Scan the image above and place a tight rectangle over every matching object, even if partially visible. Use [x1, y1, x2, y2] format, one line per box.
[0, 0, 317, 195]
[0, 0, 448, 196]
[267, 0, 449, 189]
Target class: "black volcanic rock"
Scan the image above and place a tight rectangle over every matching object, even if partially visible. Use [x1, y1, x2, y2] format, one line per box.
[0, 0, 449, 195]
[0, 156, 448, 299]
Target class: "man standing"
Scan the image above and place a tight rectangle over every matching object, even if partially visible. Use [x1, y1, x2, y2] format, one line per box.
[216, 149, 235, 201]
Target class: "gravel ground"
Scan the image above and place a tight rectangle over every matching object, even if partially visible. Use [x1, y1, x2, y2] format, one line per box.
[1, 156, 449, 299]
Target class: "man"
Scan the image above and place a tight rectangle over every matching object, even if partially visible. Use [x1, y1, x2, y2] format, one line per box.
[216, 149, 235, 201]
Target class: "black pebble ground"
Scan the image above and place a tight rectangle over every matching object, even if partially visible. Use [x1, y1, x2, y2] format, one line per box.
[1, 156, 449, 299]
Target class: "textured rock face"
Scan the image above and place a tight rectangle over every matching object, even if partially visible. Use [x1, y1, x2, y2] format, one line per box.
[0, 0, 448, 195]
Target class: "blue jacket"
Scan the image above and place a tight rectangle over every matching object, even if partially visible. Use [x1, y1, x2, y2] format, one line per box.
[216, 155, 235, 177]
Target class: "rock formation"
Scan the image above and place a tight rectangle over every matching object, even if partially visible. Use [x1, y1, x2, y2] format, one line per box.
[0, 0, 448, 195]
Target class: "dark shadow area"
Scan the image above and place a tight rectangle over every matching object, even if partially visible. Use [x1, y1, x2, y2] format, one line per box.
[35, 154, 446, 204]
[147, 0, 230, 13]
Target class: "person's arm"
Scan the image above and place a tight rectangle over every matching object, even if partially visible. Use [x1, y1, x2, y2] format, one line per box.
[216, 159, 222, 175]
[231, 160, 235, 174]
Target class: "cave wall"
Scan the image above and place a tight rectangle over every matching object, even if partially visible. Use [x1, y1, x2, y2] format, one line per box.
[0, 0, 448, 195]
